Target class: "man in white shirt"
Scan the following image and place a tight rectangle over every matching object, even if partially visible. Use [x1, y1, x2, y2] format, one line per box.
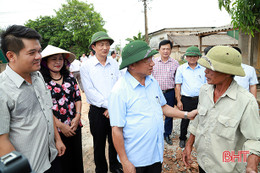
[88, 50, 95, 59]
[80, 31, 122, 173]
[70, 58, 83, 91]
[80, 53, 87, 63]
[233, 47, 258, 98]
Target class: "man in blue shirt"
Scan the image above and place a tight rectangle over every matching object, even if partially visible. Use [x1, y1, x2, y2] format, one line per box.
[233, 47, 258, 98]
[175, 46, 207, 148]
[108, 41, 197, 173]
[80, 31, 122, 173]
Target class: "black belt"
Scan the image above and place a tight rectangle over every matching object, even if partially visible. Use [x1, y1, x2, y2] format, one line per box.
[162, 88, 174, 94]
[182, 95, 199, 100]
[90, 104, 106, 111]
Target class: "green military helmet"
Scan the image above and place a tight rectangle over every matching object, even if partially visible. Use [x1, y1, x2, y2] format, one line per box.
[185, 46, 202, 57]
[89, 31, 114, 50]
[120, 40, 158, 70]
[198, 46, 245, 76]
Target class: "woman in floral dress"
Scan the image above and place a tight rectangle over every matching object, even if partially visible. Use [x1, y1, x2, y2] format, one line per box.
[40, 45, 84, 173]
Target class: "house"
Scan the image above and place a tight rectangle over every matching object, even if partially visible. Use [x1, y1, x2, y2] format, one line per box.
[148, 26, 238, 60]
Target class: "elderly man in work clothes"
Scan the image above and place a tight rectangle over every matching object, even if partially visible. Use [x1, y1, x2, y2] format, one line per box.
[183, 46, 260, 173]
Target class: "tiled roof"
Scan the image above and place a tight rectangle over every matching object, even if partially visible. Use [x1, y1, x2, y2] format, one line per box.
[169, 34, 238, 47]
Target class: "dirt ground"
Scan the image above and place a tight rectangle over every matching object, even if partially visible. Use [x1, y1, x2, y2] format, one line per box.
[80, 92, 199, 173]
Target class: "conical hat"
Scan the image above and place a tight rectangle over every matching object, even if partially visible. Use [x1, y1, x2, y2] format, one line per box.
[41, 45, 75, 63]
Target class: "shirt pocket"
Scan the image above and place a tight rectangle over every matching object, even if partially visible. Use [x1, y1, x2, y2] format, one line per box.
[216, 115, 239, 140]
[197, 106, 208, 126]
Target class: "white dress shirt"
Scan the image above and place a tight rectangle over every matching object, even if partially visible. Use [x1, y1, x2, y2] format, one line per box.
[80, 56, 120, 108]
[69, 59, 81, 72]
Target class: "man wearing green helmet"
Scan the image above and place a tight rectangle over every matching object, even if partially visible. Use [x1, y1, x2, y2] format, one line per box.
[80, 31, 122, 173]
[175, 46, 207, 148]
[108, 40, 198, 173]
[183, 46, 260, 173]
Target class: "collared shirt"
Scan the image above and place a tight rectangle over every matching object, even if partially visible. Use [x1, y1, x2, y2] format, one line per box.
[175, 62, 206, 97]
[234, 63, 259, 91]
[152, 57, 179, 90]
[80, 56, 120, 109]
[0, 65, 57, 173]
[189, 80, 260, 173]
[108, 71, 167, 167]
[69, 59, 81, 72]
[80, 56, 88, 62]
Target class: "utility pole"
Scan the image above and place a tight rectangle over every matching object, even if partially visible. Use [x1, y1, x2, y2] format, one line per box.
[142, 0, 149, 44]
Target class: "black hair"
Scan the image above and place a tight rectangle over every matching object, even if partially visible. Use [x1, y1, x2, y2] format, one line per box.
[159, 40, 173, 50]
[0, 25, 41, 62]
[111, 51, 116, 55]
[204, 46, 214, 55]
[232, 46, 242, 54]
[40, 54, 70, 83]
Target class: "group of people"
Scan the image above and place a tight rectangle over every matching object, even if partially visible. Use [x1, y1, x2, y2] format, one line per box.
[0, 24, 259, 173]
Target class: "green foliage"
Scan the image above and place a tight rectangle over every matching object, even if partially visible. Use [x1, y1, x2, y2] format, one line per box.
[25, 16, 73, 50]
[126, 32, 145, 43]
[114, 44, 121, 54]
[218, 0, 260, 37]
[55, 0, 106, 55]
[25, 0, 106, 57]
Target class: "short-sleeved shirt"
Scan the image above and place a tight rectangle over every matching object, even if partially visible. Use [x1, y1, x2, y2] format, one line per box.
[234, 63, 259, 91]
[188, 80, 260, 172]
[0, 65, 58, 173]
[69, 59, 81, 72]
[152, 57, 179, 90]
[175, 62, 206, 97]
[80, 56, 120, 108]
[108, 71, 167, 167]
[46, 73, 82, 132]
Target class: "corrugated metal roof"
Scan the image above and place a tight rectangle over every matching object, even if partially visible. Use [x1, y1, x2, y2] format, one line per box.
[169, 34, 238, 47]
[194, 24, 238, 36]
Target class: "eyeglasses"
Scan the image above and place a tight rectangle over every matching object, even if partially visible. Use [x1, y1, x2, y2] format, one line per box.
[140, 57, 153, 65]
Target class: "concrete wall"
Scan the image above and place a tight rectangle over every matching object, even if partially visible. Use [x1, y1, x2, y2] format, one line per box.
[239, 32, 260, 69]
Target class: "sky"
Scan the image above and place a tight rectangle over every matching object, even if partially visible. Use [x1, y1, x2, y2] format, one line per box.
[0, 0, 232, 49]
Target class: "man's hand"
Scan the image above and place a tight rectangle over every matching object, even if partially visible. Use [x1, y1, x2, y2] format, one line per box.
[103, 109, 109, 119]
[188, 109, 198, 120]
[177, 101, 183, 110]
[60, 123, 76, 137]
[246, 154, 260, 173]
[55, 139, 66, 156]
[122, 160, 136, 173]
[182, 142, 193, 167]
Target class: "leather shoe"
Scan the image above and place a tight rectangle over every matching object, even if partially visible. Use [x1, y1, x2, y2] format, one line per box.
[164, 136, 173, 145]
[111, 168, 123, 173]
[179, 140, 186, 148]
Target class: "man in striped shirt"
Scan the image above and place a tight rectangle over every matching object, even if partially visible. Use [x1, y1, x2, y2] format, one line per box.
[152, 40, 179, 145]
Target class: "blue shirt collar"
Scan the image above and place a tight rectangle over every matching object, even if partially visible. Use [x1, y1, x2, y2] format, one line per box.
[125, 70, 153, 89]
[93, 56, 111, 66]
[184, 62, 202, 70]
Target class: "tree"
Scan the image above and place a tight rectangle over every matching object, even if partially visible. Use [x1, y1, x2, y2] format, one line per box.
[55, 0, 106, 54]
[25, 16, 73, 50]
[125, 32, 145, 43]
[25, 0, 106, 57]
[218, 0, 260, 36]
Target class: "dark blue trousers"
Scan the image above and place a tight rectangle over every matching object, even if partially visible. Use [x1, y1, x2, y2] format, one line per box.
[163, 89, 176, 137]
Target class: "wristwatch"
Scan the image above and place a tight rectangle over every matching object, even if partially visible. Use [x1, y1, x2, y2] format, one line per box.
[184, 112, 188, 119]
